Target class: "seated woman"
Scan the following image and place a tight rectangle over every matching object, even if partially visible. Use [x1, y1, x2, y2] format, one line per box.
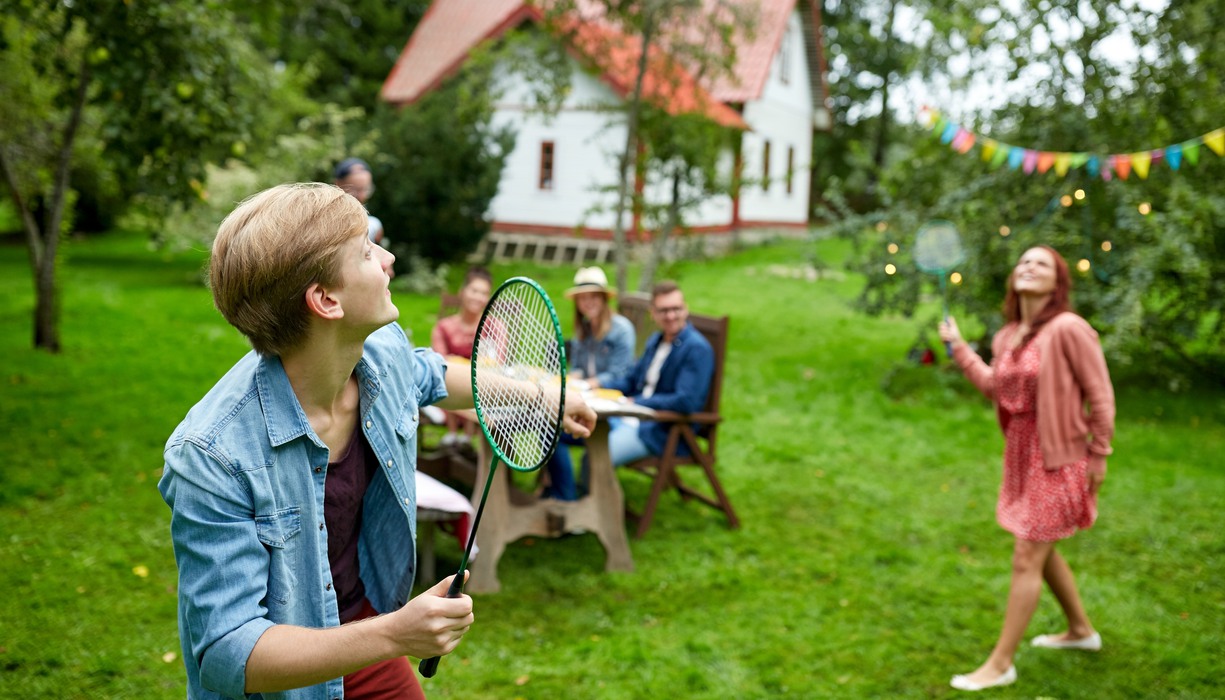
[542, 267, 635, 500]
[430, 267, 493, 444]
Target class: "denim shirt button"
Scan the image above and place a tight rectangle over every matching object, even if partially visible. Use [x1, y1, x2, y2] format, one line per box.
[319, 522, 324, 531]
[365, 420, 372, 429]
[313, 466, 322, 474]
[325, 582, 332, 591]
[403, 497, 410, 506]
[387, 459, 394, 467]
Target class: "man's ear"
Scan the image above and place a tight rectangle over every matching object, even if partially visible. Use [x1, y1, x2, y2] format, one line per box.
[304, 282, 344, 321]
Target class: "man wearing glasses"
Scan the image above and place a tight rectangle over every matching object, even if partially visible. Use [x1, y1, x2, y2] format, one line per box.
[588, 281, 714, 466]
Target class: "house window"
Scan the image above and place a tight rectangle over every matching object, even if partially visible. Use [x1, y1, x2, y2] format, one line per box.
[762, 141, 771, 190]
[786, 146, 795, 195]
[780, 27, 792, 85]
[539, 141, 554, 190]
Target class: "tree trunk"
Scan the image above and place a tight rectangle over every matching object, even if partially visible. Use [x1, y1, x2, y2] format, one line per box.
[639, 165, 682, 292]
[868, 0, 896, 189]
[25, 54, 88, 353]
[609, 3, 656, 295]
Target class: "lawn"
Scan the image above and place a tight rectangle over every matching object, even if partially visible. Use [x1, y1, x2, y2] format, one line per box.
[1, 230, 1221, 699]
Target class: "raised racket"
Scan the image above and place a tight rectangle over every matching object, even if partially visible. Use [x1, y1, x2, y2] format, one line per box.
[418, 276, 567, 678]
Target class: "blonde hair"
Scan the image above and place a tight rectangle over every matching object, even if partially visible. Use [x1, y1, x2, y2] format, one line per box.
[209, 183, 367, 356]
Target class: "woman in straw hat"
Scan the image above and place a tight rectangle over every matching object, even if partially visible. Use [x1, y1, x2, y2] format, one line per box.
[542, 267, 636, 501]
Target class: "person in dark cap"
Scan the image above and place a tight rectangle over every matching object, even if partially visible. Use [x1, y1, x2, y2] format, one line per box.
[334, 157, 385, 246]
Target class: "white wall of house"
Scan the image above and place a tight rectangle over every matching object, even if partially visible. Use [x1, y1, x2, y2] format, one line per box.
[487, 9, 815, 234]
[489, 63, 627, 231]
[737, 9, 813, 225]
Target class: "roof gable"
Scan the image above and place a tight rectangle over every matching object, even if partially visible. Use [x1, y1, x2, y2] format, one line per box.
[382, 0, 827, 128]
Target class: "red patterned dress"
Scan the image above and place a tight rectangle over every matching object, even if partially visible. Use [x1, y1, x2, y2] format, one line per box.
[994, 332, 1097, 542]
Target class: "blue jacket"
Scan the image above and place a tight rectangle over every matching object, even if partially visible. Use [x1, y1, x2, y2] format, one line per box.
[158, 323, 447, 700]
[605, 322, 714, 455]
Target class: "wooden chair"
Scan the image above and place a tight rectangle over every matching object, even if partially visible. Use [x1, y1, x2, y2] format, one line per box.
[616, 291, 653, 355]
[615, 295, 739, 538]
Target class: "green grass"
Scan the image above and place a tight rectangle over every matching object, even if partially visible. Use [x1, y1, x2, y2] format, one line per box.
[1, 232, 1222, 698]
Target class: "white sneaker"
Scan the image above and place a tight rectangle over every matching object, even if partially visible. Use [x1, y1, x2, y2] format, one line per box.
[1031, 631, 1102, 651]
[950, 666, 1017, 692]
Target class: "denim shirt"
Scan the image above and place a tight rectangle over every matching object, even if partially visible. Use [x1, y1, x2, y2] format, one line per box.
[158, 323, 447, 700]
[567, 313, 636, 386]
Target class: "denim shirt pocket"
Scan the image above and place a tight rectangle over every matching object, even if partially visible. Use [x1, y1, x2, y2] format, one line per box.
[255, 507, 302, 608]
[393, 396, 421, 455]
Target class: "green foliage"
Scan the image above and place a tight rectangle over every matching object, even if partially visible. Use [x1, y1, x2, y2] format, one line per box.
[367, 30, 578, 266]
[2, 234, 1222, 697]
[820, 0, 1225, 385]
[235, 0, 429, 114]
[152, 104, 372, 252]
[369, 85, 513, 266]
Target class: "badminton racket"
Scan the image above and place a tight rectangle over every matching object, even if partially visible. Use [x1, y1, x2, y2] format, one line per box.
[418, 276, 567, 678]
[913, 220, 966, 357]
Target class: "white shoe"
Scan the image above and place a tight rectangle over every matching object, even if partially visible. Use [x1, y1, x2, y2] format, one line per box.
[950, 666, 1017, 692]
[1032, 631, 1102, 651]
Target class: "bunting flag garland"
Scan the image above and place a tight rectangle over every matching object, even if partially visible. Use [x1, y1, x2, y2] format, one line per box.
[919, 106, 1225, 181]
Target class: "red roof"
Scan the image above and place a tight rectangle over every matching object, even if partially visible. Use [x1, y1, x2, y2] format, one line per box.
[381, 0, 540, 109]
[381, 0, 819, 129]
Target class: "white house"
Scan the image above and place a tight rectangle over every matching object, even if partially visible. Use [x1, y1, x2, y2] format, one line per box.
[382, 0, 831, 262]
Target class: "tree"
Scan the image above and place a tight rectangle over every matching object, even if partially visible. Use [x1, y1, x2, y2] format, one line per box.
[549, 0, 755, 294]
[824, 0, 1225, 385]
[235, 0, 429, 114]
[0, 0, 278, 351]
[634, 107, 738, 291]
[369, 29, 570, 268]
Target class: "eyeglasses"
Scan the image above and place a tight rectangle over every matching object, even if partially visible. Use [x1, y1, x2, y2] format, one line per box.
[652, 306, 686, 316]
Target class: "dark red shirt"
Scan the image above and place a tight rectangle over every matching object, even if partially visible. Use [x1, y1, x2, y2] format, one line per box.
[325, 417, 377, 623]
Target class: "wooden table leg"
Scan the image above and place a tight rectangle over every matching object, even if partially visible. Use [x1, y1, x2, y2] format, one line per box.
[570, 420, 635, 572]
[465, 419, 636, 594]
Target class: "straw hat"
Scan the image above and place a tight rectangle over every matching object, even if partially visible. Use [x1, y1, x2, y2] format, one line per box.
[564, 266, 616, 298]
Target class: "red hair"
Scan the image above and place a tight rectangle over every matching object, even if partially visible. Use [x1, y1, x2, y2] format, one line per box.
[1002, 245, 1072, 347]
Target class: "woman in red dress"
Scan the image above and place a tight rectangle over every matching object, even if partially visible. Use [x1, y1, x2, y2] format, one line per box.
[939, 245, 1116, 691]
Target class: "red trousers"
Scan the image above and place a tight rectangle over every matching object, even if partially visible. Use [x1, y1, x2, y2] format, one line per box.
[343, 600, 427, 700]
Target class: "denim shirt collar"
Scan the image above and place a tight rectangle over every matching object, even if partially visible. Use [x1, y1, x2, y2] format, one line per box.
[255, 353, 385, 448]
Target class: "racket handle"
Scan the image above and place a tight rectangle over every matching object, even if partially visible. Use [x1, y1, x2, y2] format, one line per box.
[944, 340, 953, 358]
[417, 573, 467, 678]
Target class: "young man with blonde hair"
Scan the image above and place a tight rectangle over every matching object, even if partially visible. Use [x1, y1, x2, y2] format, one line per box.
[160, 183, 594, 699]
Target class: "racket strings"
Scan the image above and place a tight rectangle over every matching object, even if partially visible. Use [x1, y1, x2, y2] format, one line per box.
[913, 224, 966, 273]
[473, 286, 563, 470]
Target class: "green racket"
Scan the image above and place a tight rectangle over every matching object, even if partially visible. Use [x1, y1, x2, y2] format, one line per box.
[419, 276, 567, 678]
[913, 220, 966, 356]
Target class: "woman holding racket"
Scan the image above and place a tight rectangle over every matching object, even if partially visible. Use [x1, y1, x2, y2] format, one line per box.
[159, 183, 595, 700]
[939, 245, 1115, 692]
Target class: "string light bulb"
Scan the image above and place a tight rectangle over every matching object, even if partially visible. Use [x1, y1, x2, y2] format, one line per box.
[1101, 241, 1112, 252]
[885, 263, 897, 275]
[1061, 195, 1073, 207]
[999, 225, 1011, 237]
[950, 272, 963, 285]
[1077, 259, 1091, 273]
[887, 243, 899, 254]
[875, 221, 889, 232]
[1138, 202, 1152, 215]
[1074, 189, 1086, 200]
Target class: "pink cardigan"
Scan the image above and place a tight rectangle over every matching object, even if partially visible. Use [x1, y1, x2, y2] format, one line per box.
[952, 312, 1115, 469]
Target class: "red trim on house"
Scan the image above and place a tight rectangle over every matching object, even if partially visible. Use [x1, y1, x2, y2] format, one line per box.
[489, 219, 809, 239]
